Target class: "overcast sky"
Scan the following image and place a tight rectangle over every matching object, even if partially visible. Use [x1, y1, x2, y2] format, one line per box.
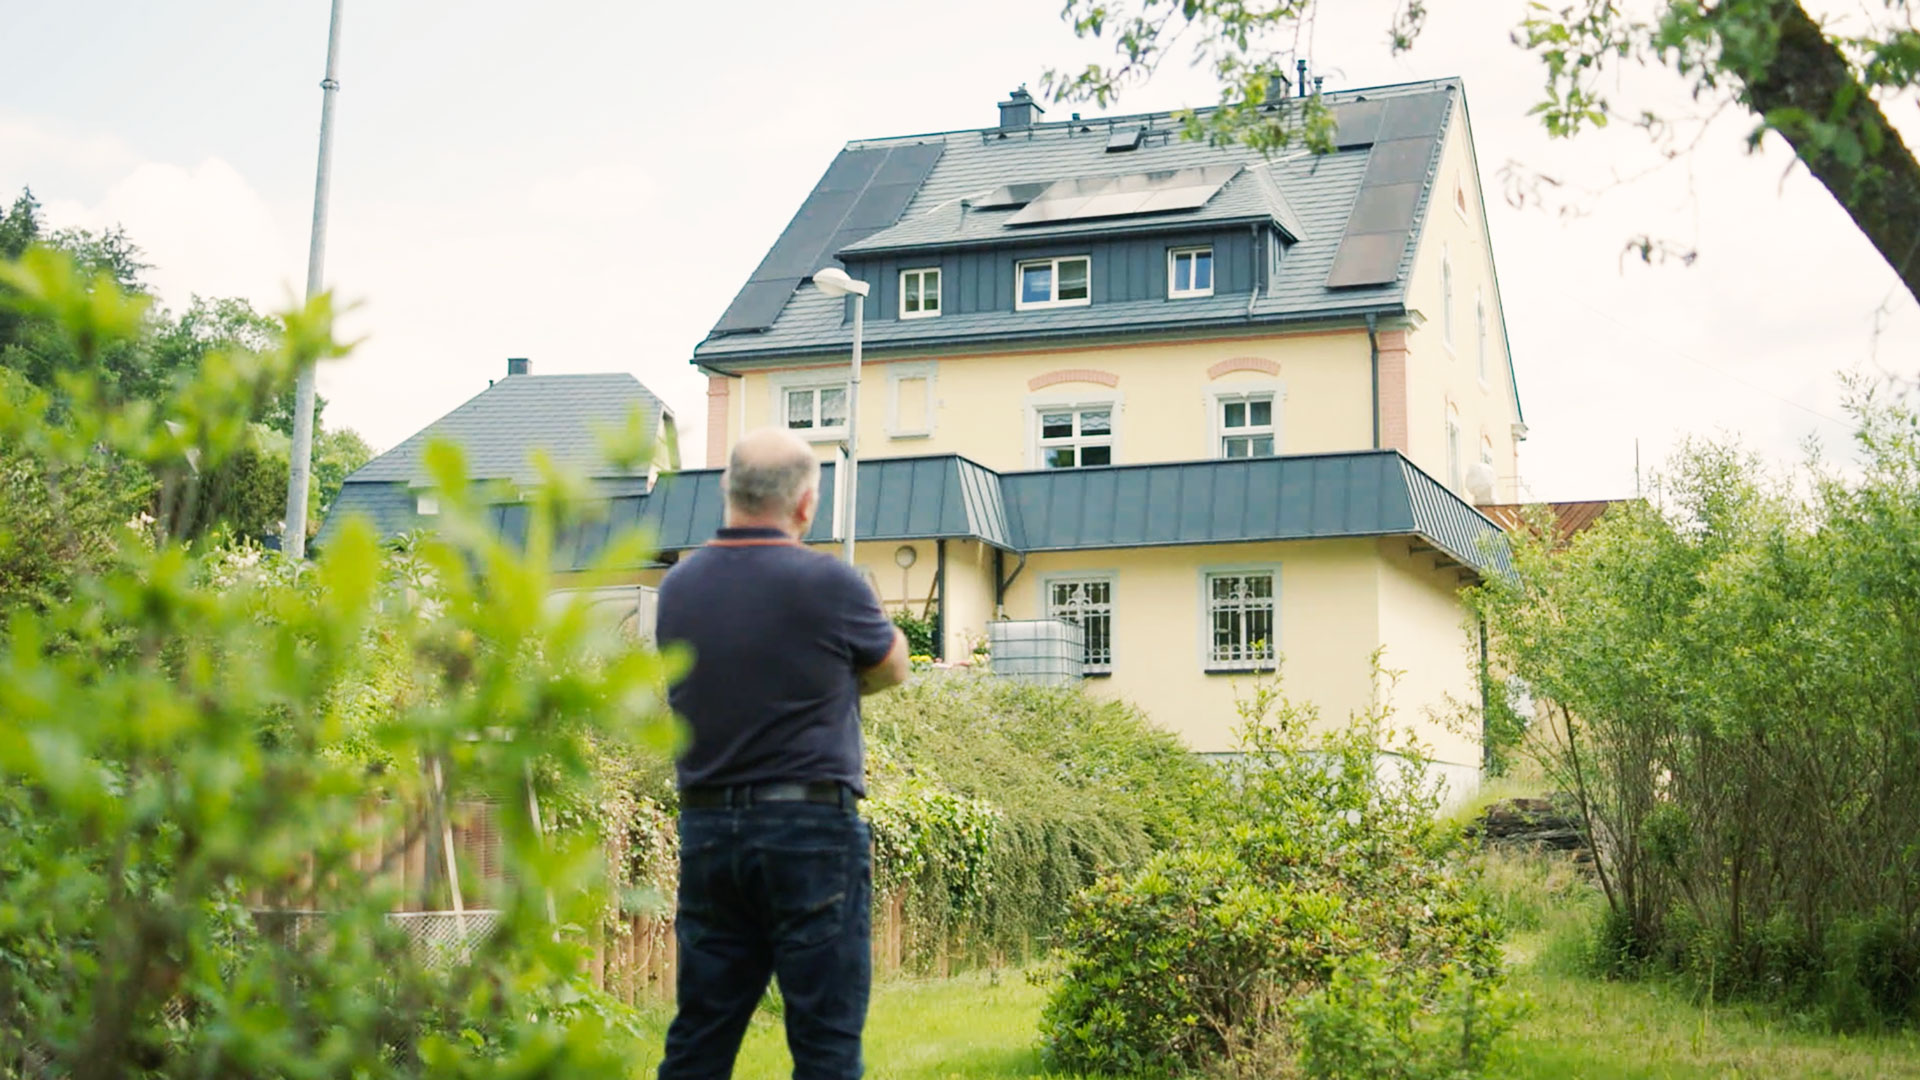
[5, 0, 1916, 501]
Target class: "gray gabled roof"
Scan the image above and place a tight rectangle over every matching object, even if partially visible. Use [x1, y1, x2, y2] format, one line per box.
[509, 450, 1506, 578]
[349, 372, 672, 487]
[694, 79, 1457, 366]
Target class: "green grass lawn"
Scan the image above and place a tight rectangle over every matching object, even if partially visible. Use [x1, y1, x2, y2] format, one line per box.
[622, 948, 1920, 1079]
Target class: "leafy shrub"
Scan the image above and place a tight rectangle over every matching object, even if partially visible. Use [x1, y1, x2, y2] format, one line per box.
[1040, 671, 1517, 1077]
[863, 673, 1212, 966]
[0, 249, 676, 1076]
[1472, 399, 1920, 1029]
[891, 607, 938, 657]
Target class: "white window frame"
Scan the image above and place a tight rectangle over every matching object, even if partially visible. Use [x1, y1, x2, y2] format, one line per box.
[1032, 399, 1117, 469]
[885, 360, 937, 440]
[1480, 434, 1495, 468]
[1040, 572, 1116, 675]
[1168, 246, 1215, 299]
[1208, 383, 1283, 459]
[1475, 289, 1489, 385]
[769, 372, 851, 443]
[1440, 244, 1455, 351]
[415, 492, 439, 516]
[1198, 565, 1279, 673]
[1016, 255, 1093, 311]
[899, 267, 941, 320]
[1446, 404, 1464, 491]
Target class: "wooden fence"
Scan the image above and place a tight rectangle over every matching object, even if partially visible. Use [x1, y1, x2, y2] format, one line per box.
[255, 798, 952, 1004]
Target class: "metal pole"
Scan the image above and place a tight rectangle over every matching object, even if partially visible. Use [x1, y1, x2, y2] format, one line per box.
[842, 293, 863, 565]
[282, 0, 345, 558]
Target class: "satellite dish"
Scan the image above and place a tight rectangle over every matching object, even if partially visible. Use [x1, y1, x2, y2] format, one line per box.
[1465, 461, 1497, 505]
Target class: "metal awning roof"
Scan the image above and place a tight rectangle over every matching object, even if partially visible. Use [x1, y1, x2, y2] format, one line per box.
[485, 450, 1508, 577]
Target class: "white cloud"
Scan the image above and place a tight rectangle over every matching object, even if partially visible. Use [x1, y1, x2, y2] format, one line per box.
[37, 154, 298, 315]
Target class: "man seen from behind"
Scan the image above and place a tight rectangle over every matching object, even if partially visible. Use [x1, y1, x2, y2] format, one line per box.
[654, 427, 910, 1080]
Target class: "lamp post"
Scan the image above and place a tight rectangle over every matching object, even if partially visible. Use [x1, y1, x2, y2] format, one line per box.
[281, 0, 346, 559]
[811, 266, 868, 566]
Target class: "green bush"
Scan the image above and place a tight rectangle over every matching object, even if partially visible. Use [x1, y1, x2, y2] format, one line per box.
[1472, 398, 1920, 1029]
[862, 673, 1212, 966]
[1040, 671, 1517, 1077]
[891, 607, 938, 657]
[0, 248, 676, 1077]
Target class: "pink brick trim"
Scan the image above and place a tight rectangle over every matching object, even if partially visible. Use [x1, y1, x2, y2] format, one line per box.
[1376, 329, 1410, 454]
[1206, 356, 1281, 379]
[1027, 368, 1120, 391]
[705, 374, 730, 468]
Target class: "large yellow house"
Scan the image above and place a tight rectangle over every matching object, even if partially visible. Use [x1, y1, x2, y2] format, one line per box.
[330, 78, 1519, 790]
[667, 77, 1520, 785]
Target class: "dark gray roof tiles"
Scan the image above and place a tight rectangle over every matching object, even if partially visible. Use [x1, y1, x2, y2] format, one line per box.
[348, 373, 671, 487]
[695, 79, 1459, 365]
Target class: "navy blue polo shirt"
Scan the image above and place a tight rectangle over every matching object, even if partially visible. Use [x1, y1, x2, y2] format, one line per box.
[656, 527, 898, 795]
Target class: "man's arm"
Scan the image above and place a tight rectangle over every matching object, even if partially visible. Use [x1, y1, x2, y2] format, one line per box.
[858, 627, 910, 695]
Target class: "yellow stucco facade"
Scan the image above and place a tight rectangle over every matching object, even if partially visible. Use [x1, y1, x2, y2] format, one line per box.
[710, 328, 1375, 474]
[1400, 104, 1525, 503]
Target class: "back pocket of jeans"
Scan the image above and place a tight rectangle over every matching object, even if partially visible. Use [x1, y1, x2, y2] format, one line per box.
[762, 845, 850, 951]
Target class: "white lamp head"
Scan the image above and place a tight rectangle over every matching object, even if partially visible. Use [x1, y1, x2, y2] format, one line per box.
[812, 266, 870, 298]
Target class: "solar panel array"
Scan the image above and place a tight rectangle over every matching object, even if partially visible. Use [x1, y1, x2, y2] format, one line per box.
[1323, 90, 1450, 288]
[709, 142, 944, 334]
[1004, 165, 1242, 227]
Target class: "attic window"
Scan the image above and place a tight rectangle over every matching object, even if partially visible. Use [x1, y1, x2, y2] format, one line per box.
[900, 268, 941, 319]
[1169, 247, 1214, 298]
[1017, 256, 1091, 310]
[1105, 127, 1145, 152]
[1454, 177, 1469, 217]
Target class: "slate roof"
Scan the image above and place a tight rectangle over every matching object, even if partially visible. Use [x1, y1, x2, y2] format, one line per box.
[503, 451, 1507, 579]
[694, 79, 1459, 366]
[350, 373, 671, 487]
[313, 372, 673, 552]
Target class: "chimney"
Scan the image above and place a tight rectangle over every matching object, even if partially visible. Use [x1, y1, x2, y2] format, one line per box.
[997, 86, 1044, 129]
[1296, 59, 1308, 97]
[1262, 71, 1292, 107]
[507, 357, 530, 376]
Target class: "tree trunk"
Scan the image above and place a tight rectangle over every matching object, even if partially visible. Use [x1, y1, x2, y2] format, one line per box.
[1732, 1, 1920, 303]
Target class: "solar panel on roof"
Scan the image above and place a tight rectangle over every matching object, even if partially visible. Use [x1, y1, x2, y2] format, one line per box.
[1004, 165, 1239, 227]
[708, 142, 943, 335]
[1323, 90, 1450, 289]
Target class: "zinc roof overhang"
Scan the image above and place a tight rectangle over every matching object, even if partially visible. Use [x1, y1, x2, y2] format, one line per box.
[494, 450, 1507, 580]
[692, 302, 1407, 373]
[999, 450, 1509, 578]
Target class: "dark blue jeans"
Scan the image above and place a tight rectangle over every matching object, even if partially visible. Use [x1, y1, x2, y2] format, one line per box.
[658, 804, 873, 1080]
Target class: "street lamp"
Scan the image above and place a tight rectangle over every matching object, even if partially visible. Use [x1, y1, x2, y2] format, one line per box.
[811, 266, 869, 566]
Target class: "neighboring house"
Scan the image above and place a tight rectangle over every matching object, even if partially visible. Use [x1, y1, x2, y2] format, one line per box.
[315, 358, 679, 549]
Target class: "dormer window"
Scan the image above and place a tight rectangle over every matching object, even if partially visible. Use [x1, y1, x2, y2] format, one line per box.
[1017, 256, 1091, 310]
[1169, 247, 1214, 298]
[900, 267, 941, 319]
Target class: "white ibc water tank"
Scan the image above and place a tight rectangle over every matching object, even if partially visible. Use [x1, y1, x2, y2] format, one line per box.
[987, 618, 1085, 686]
[546, 585, 659, 644]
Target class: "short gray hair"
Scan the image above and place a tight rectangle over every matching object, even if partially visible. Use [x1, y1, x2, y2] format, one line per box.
[724, 432, 821, 518]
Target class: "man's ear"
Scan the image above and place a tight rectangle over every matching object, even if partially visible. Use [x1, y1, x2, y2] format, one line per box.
[795, 485, 818, 527]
